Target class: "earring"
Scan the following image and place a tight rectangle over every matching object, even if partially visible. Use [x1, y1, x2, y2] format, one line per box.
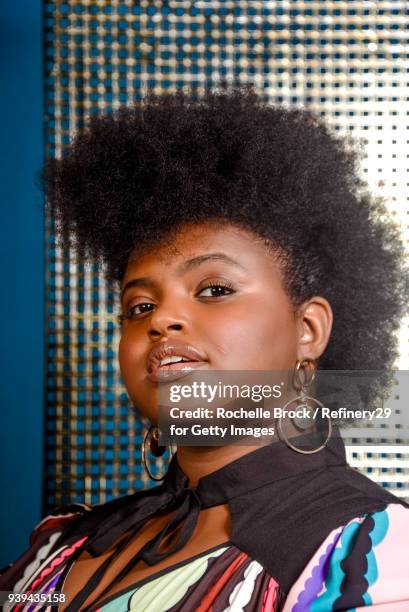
[277, 358, 332, 454]
[141, 425, 176, 481]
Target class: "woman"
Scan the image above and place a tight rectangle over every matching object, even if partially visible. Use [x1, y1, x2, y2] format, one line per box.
[1, 87, 409, 611]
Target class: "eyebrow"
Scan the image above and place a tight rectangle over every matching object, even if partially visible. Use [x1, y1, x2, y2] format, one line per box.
[120, 252, 246, 302]
[178, 252, 246, 273]
[120, 277, 156, 302]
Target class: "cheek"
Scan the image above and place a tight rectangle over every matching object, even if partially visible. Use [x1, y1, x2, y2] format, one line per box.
[118, 330, 158, 420]
[118, 330, 145, 383]
[204, 297, 298, 369]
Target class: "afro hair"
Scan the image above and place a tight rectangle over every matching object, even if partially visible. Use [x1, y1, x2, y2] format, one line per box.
[44, 85, 409, 376]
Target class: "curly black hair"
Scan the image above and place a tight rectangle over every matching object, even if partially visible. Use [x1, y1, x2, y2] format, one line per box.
[44, 85, 409, 377]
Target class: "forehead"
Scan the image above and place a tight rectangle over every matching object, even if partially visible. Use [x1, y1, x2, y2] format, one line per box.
[123, 222, 278, 275]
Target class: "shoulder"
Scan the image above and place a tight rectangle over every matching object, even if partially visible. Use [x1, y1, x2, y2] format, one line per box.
[284, 502, 409, 610]
[229, 462, 405, 593]
[0, 487, 158, 589]
[29, 502, 92, 546]
[23, 489, 151, 550]
[0, 502, 92, 591]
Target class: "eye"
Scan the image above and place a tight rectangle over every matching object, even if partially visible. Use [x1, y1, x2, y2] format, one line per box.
[197, 281, 235, 298]
[119, 302, 155, 322]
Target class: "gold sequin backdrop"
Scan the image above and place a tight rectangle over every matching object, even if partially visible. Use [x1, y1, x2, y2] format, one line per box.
[44, 0, 409, 509]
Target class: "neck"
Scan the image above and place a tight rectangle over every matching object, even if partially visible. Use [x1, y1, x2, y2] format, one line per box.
[175, 441, 269, 488]
[174, 419, 319, 487]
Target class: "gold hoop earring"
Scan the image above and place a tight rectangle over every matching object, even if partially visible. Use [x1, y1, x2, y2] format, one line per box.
[277, 358, 332, 454]
[142, 425, 176, 481]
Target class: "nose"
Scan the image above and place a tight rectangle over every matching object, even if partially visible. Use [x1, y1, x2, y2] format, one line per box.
[147, 301, 188, 339]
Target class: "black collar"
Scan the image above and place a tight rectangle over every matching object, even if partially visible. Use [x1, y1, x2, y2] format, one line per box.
[164, 428, 347, 506]
[83, 430, 347, 561]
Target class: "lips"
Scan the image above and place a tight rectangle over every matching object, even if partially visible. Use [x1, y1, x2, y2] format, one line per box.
[146, 340, 208, 382]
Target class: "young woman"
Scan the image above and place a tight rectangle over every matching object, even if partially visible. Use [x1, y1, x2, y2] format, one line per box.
[2, 87, 409, 611]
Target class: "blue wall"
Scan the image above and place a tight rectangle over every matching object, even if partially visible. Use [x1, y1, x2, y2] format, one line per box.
[0, 2, 44, 565]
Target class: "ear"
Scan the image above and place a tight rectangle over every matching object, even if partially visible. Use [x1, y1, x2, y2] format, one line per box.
[296, 296, 333, 361]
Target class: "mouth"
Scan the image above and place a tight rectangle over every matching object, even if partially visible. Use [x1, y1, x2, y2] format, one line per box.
[146, 342, 208, 383]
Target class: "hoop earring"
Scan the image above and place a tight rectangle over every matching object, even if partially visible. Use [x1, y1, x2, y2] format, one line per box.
[277, 358, 332, 455]
[142, 425, 176, 481]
